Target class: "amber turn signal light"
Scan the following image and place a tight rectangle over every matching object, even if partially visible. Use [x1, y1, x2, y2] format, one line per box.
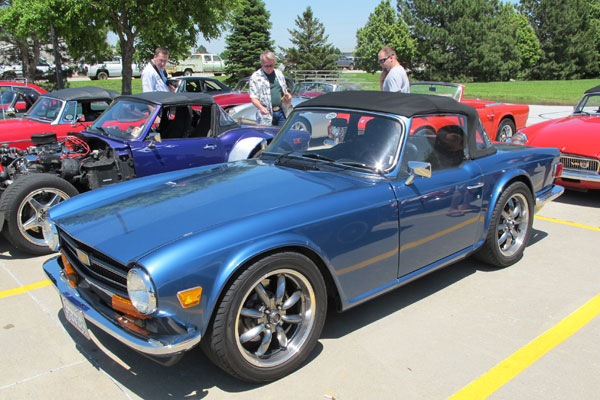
[112, 294, 150, 320]
[61, 252, 79, 288]
[177, 287, 203, 308]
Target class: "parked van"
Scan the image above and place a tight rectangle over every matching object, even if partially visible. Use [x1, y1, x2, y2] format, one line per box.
[167, 53, 225, 76]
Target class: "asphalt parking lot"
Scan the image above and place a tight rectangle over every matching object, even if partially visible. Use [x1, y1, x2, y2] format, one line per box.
[1, 107, 599, 400]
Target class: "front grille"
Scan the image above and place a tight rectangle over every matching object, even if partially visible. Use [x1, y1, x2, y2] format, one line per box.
[59, 229, 130, 297]
[560, 154, 600, 173]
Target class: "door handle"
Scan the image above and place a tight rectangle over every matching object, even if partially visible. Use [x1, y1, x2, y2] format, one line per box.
[467, 183, 484, 190]
[204, 144, 217, 150]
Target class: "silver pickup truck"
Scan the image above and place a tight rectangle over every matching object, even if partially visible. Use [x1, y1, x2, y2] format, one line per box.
[166, 53, 225, 76]
[85, 56, 141, 80]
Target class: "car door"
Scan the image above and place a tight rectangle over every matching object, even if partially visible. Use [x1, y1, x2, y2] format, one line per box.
[203, 55, 214, 73]
[392, 116, 484, 278]
[129, 105, 226, 177]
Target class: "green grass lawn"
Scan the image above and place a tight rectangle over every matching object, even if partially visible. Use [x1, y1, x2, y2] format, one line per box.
[64, 73, 600, 105]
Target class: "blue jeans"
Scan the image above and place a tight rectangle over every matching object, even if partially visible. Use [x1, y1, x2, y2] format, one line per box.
[272, 109, 287, 126]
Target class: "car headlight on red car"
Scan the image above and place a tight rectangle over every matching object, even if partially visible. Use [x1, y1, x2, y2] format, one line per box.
[508, 130, 528, 145]
[127, 267, 157, 315]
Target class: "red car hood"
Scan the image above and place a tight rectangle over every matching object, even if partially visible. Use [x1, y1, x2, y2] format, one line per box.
[212, 92, 251, 107]
[0, 117, 53, 142]
[523, 115, 600, 158]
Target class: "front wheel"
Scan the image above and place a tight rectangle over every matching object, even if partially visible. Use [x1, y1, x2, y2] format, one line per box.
[96, 71, 108, 80]
[202, 252, 327, 383]
[477, 181, 533, 267]
[495, 118, 516, 142]
[0, 174, 79, 255]
[289, 116, 311, 132]
[183, 69, 193, 77]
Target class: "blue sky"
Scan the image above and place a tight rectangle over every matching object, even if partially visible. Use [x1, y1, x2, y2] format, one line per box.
[199, 0, 384, 54]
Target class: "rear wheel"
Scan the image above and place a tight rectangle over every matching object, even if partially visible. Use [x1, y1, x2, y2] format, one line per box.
[477, 181, 533, 267]
[184, 69, 193, 77]
[0, 174, 79, 255]
[495, 118, 516, 142]
[202, 252, 327, 383]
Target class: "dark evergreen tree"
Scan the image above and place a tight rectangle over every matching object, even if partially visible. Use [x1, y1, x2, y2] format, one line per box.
[222, 0, 273, 85]
[282, 7, 338, 70]
[520, 0, 599, 80]
[399, 0, 521, 82]
[355, 0, 416, 74]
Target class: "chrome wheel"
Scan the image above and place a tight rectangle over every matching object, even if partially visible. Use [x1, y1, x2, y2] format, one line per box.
[496, 119, 515, 142]
[235, 268, 316, 367]
[17, 187, 70, 247]
[496, 192, 529, 257]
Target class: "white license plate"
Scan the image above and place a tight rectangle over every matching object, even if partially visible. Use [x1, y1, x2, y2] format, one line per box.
[61, 295, 90, 340]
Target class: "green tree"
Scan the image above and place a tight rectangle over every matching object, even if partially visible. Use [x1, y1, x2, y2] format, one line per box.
[511, 7, 541, 79]
[282, 7, 338, 70]
[222, 0, 273, 85]
[399, 0, 522, 82]
[520, 0, 599, 79]
[355, 0, 416, 74]
[196, 45, 208, 53]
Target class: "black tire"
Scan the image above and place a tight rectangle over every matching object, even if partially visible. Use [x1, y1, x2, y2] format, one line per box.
[202, 252, 327, 383]
[183, 69, 193, 77]
[214, 72, 222, 76]
[0, 174, 79, 255]
[2, 71, 17, 80]
[96, 71, 108, 80]
[477, 181, 533, 267]
[289, 116, 312, 133]
[349, 63, 354, 70]
[495, 118, 516, 142]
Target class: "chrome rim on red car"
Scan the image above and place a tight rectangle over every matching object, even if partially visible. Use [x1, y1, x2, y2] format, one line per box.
[17, 188, 71, 247]
[235, 268, 316, 367]
[497, 193, 529, 257]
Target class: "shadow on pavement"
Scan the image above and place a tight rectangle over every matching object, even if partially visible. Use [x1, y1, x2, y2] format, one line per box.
[554, 189, 600, 208]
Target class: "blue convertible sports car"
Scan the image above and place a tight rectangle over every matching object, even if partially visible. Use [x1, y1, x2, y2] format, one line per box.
[43, 91, 564, 383]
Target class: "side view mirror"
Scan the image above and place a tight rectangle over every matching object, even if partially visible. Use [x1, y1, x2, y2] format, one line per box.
[147, 131, 162, 147]
[405, 161, 432, 185]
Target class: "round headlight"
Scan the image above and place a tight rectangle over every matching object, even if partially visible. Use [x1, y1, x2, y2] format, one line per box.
[508, 131, 528, 145]
[42, 218, 60, 252]
[127, 268, 157, 315]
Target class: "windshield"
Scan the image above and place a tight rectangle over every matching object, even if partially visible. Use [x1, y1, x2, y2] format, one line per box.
[292, 82, 336, 95]
[1, 90, 16, 105]
[25, 96, 65, 121]
[575, 93, 600, 114]
[91, 100, 155, 139]
[409, 82, 463, 101]
[265, 109, 403, 173]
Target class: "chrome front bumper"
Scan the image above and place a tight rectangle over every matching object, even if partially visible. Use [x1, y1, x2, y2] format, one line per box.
[561, 169, 600, 183]
[43, 256, 202, 356]
[534, 184, 564, 213]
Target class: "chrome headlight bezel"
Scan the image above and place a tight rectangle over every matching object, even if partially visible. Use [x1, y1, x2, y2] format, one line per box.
[42, 218, 60, 252]
[508, 131, 528, 145]
[127, 267, 157, 315]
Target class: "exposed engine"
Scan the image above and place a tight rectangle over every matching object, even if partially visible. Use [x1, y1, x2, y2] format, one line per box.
[0, 132, 136, 192]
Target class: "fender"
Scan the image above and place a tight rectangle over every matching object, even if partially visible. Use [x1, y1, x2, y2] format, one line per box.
[227, 136, 265, 161]
[201, 232, 339, 331]
[479, 169, 534, 242]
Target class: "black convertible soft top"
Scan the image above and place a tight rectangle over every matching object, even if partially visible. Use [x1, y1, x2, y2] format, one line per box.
[296, 90, 478, 119]
[119, 91, 216, 106]
[297, 90, 495, 160]
[46, 86, 120, 101]
[585, 85, 600, 94]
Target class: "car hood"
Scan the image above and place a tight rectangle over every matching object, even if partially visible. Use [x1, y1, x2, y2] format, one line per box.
[524, 115, 600, 158]
[50, 160, 375, 264]
[0, 117, 49, 132]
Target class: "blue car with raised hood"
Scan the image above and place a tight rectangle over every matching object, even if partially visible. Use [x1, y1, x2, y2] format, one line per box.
[42, 91, 564, 383]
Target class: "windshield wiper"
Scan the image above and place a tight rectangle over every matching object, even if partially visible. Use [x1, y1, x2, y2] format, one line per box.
[92, 126, 109, 136]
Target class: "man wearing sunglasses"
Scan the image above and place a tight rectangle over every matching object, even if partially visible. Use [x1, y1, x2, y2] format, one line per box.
[378, 46, 409, 93]
[249, 51, 292, 126]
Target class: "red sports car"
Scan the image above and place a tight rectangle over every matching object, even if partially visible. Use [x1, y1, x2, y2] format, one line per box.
[0, 86, 118, 150]
[410, 82, 529, 142]
[0, 81, 47, 117]
[510, 85, 600, 191]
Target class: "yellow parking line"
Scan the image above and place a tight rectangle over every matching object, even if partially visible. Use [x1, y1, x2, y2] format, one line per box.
[535, 215, 600, 232]
[448, 293, 600, 399]
[0, 280, 52, 299]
